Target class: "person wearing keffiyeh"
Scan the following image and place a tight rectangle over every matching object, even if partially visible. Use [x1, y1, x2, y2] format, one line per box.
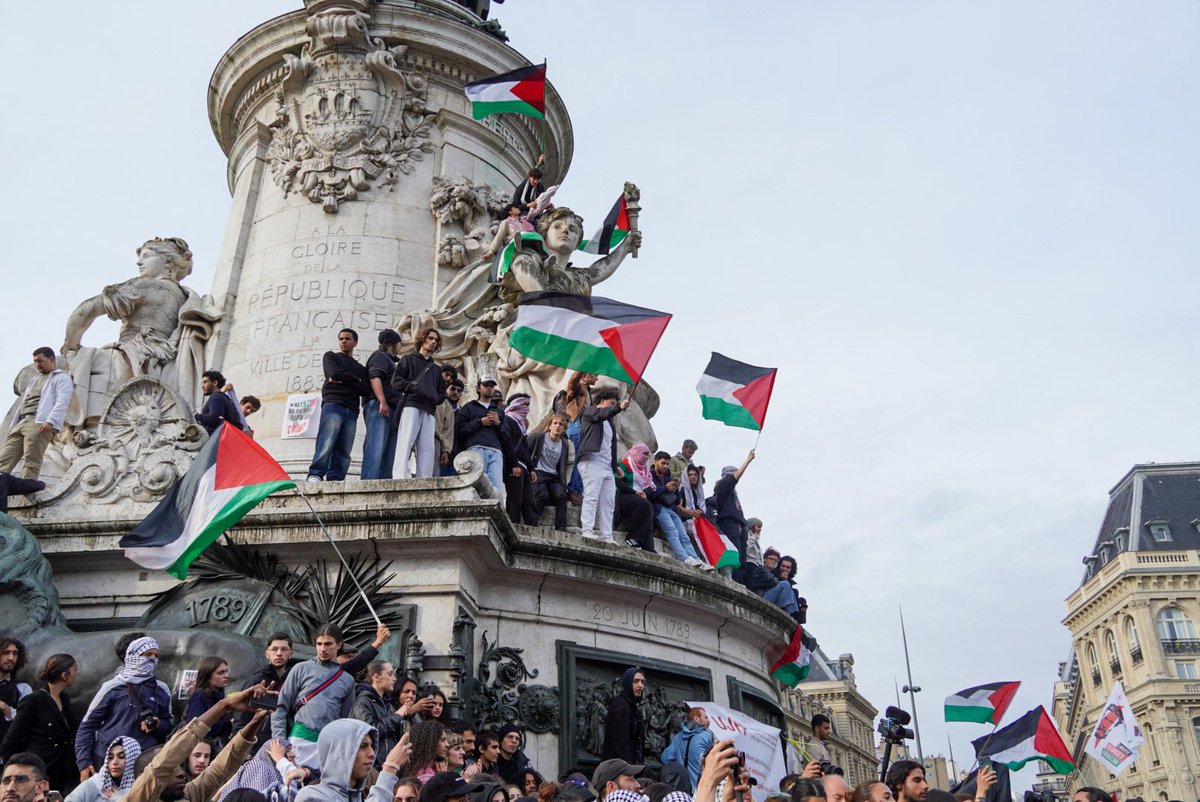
[500, 394, 538, 526]
[75, 639, 173, 777]
[218, 739, 301, 802]
[615, 444, 656, 552]
[65, 737, 141, 802]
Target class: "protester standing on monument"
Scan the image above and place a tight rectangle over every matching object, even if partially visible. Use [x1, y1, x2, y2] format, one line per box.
[660, 707, 712, 791]
[360, 329, 403, 480]
[577, 388, 629, 542]
[511, 156, 547, 208]
[601, 668, 646, 763]
[553, 372, 596, 502]
[391, 329, 447, 479]
[712, 450, 755, 572]
[182, 657, 234, 748]
[0, 653, 79, 792]
[0, 472, 45, 512]
[271, 623, 389, 767]
[194, 371, 241, 435]
[678, 465, 706, 538]
[435, 375, 461, 477]
[231, 633, 297, 751]
[456, 376, 506, 501]
[527, 413, 573, 530]
[75, 637, 173, 780]
[0, 347, 73, 480]
[307, 329, 369, 483]
[499, 393, 538, 525]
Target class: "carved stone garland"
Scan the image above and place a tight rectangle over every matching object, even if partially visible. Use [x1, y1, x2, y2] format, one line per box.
[266, 0, 435, 212]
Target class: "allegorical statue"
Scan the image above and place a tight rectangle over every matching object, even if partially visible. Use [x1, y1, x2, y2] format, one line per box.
[60, 237, 222, 429]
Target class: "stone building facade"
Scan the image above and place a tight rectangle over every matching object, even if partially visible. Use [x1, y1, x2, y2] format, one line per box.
[783, 653, 880, 786]
[1051, 462, 1200, 801]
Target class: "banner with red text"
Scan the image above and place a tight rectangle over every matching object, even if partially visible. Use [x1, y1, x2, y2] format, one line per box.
[685, 701, 785, 801]
[281, 393, 322, 439]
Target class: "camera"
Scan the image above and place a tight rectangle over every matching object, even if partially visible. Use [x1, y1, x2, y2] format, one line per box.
[877, 705, 914, 744]
[818, 761, 844, 776]
[141, 714, 161, 731]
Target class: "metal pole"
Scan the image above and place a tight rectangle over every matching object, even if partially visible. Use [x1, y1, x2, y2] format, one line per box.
[900, 606, 925, 762]
[946, 732, 957, 786]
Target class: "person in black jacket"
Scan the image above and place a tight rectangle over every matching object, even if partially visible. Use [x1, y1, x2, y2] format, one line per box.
[510, 156, 547, 209]
[194, 371, 240, 435]
[232, 633, 299, 752]
[349, 660, 407, 768]
[0, 472, 44, 513]
[0, 654, 79, 793]
[601, 667, 645, 763]
[362, 329, 402, 480]
[307, 329, 369, 482]
[498, 393, 538, 526]
[456, 376, 506, 501]
[391, 329, 447, 479]
[576, 388, 629, 542]
[527, 414, 573, 530]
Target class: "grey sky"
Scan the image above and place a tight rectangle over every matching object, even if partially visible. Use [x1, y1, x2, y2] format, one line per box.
[5, 1, 1200, 787]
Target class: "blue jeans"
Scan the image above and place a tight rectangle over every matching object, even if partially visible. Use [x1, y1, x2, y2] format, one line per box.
[308, 402, 357, 480]
[760, 580, 799, 613]
[656, 506, 700, 562]
[360, 399, 398, 480]
[566, 421, 583, 494]
[470, 446, 506, 502]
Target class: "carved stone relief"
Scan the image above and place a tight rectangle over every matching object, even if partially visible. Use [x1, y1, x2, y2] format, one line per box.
[471, 630, 560, 733]
[266, 0, 435, 212]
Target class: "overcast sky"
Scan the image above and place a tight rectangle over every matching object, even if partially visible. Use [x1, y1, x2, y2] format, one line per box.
[5, 1, 1200, 788]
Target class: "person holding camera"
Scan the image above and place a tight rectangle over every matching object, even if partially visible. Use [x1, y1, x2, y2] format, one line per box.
[391, 329, 447, 479]
[74, 638, 172, 782]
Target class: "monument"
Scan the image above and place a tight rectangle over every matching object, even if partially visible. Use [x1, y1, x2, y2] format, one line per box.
[3, 0, 810, 782]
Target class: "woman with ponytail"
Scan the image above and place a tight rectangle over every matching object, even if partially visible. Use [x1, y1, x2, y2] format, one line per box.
[0, 653, 81, 792]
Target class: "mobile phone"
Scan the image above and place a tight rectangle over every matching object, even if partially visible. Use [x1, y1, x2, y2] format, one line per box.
[980, 757, 992, 770]
[250, 695, 276, 711]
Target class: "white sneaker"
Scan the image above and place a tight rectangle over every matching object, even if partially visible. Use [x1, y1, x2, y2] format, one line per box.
[684, 557, 702, 567]
[581, 532, 599, 539]
[700, 562, 716, 572]
[599, 535, 615, 543]
[306, 476, 322, 483]
[625, 538, 640, 548]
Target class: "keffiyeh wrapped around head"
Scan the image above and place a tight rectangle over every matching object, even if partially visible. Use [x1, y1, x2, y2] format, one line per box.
[102, 736, 142, 795]
[604, 792, 648, 802]
[218, 739, 292, 801]
[505, 395, 531, 434]
[623, 443, 654, 490]
[117, 637, 160, 683]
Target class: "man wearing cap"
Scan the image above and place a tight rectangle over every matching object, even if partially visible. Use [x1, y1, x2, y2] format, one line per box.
[591, 759, 644, 802]
[362, 329, 403, 480]
[421, 771, 485, 802]
[456, 376, 507, 501]
[712, 449, 755, 576]
[602, 668, 646, 763]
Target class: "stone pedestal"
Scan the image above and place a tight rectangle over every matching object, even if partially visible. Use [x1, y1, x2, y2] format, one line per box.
[206, 0, 572, 472]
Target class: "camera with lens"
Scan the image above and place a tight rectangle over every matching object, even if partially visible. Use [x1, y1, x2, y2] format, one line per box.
[140, 713, 160, 731]
[877, 705, 915, 744]
[818, 761, 844, 776]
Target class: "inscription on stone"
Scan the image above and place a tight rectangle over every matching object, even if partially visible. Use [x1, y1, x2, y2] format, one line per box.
[589, 602, 692, 641]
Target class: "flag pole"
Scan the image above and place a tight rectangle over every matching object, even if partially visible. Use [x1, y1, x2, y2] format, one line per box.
[964, 721, 999, 778]
[293, 484, 383, 627]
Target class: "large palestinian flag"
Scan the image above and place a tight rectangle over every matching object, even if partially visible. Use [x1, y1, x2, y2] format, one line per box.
[696, 352, 777, 431]
[580, 193, 631, 256]
[121, 423, 296, 579]
[464, 63, 546, 120]
[509, 292, 671, 384]
[693, 516, 739, 570]
[972, 706, 1075, 775]
[945, 681, 1021, 724]
[768, 624, 812, 687]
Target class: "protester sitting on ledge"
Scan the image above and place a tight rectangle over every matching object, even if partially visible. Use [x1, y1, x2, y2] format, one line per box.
[648, 450, 706, 569]
[742, 546, 804, 624]
[616, 444, 657, 553]
[527, 413, 573, 530]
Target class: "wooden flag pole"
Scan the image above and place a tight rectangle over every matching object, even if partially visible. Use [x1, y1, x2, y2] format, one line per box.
[294, 484, 383, 627]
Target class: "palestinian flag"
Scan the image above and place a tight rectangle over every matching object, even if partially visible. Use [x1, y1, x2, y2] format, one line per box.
[768, 624, 812, 687]
[693, 516, 739, 570]
[464, 63, 546, 120]
[972, 706, 1075, 775]
[696, 352, 777, 431]
[580, 193, 630, 255]
[489, 231, 543, 283]
[509, 291, 671, 384]
[120, 423, 295, 580]
[945, 681, 1021, 724]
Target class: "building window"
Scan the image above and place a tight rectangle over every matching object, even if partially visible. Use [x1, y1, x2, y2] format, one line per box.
[1146, 518, 1171, 542]
[1106, 631, 1122, 675]
[1157, 607, 1199, 654]
[1128, 618, 1143, 664]
[1087, 642, 1101, 686]
[1176, 661, 1199, 680]
[1193, 717, 1200, 752]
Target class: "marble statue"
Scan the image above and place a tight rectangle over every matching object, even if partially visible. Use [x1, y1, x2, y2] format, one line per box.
[61, 237, 221, 429]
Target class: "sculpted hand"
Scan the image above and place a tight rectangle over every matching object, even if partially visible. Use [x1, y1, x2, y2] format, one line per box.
[629, 230, 643, 249]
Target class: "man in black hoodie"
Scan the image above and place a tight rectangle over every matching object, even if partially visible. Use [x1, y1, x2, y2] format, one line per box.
[392, 328, 447, 479]
[601, 667, 645, 763]
[308, 329, 369, 482]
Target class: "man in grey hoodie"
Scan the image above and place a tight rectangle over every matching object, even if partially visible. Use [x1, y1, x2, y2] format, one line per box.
[295, 719, 411, 802]
[272, 623, 390, 768]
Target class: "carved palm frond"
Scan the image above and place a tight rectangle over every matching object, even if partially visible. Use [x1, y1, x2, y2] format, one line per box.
[297, 554, 409, 649]
[191, 535, 285, 582]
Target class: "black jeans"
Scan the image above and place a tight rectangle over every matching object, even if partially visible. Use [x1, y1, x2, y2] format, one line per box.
[505, 470, 539, 525]
[531, 475, 569, 529]
[616, 493, 656, 552]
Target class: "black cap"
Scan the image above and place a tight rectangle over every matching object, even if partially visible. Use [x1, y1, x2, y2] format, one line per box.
[422, 773, 486, 802]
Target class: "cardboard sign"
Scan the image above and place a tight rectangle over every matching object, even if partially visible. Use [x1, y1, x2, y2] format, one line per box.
[281, 393, 322, 439]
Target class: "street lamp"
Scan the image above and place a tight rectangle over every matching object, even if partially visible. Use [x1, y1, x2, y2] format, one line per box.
[899, 607, 925, 763]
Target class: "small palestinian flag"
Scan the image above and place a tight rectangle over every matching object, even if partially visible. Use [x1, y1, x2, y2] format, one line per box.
[768, 624, 812, 687]
[509, 291, 671, 384]
[945, 681, 1021, 724]
[121, 423, 295, 580]
[489, 231, 543, 283]
[696, 352, 777, 431]
[972, 706, 1075, 775]
[693, 516, 739, 570]
[580, 193, 630, 255]
[464, 63, 546, 120]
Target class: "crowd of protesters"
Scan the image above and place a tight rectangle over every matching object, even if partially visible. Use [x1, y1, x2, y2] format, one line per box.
[0, 629, 1015, 802]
